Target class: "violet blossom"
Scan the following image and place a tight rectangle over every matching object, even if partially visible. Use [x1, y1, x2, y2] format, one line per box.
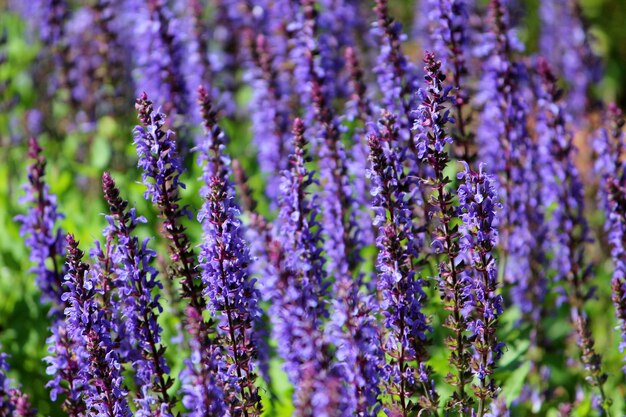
[102, 172, 176, 416]
[271, 118, 350, 416]
[62, 234, 132, 417]
[368, 119, 436, 415]
[133, 93, 227, 416]
[456, 163, 504, 412]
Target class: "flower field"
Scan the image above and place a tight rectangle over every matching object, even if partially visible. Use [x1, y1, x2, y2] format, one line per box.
[2, 1, 626, 416]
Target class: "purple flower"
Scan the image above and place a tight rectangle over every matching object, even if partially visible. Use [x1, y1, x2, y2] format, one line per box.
[456, 163, 504, 409]
[271, 118, 351, 415]
[322, 51, 386, 410]
[185, 0, 215, 104]
[534, 65, 610, 409]
[133, 93, 227, 416]
[18, 138, 87, 414]
[326, 278, 384, 416]
[367, 120, 435, 415]
[38, 0, 68, 47]
[102, 172, 176, 416]
[426, 0, 475, 159]
[197, 85, 231, 186]
[197, 174, 264, 415]
[0, 351, 37, 417]
[231, 160, 277, 299]
[196, 86, 271, 388]
[326, 56, 386, 410]
[372, 0, 421, 139]
[344, 46, 377, 247]
[62, 7, 107, 126]
[133, 93, 198, 297]
[596, 106, 626, 368]
[92, 0, 134, 116]
[539, 0, 602, 122]
[62, 234, 132, 417]
[476, 0, 537, 317]
[414, 52, 476, 412]
[16, 137, 66, 314]
[44, 320, 87, 417]
[245, 34, 293, 201]
[289, 0, 355, 110]
[179, 309, 227, 417]
[293, 0, 365, 277]
[30, 0, 71, 104]
[132, 0, 192, 141]
[534, 60, 588, 301]
[412, 53, 454, 161]
[275, 118, 329, 325]
[208, 0, 254, 117]
[134, 93, 187, 208]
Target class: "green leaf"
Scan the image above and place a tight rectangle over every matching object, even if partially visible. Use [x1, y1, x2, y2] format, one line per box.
[91, 134, 112, 170]
[501, 360, 530, 406]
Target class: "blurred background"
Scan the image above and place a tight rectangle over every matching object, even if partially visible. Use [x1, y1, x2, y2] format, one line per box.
[0, 0, 625, 416]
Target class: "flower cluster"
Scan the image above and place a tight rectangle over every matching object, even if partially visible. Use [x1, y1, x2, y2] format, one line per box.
[101, 172, 175, 415]
[62, 234, 132, 417]
[198, 169, 264, 415]
[15, 137, 66, 313]
[457, 163, 504, 408]
[597, 106, 626, 366]
[0, 351, 36, 417]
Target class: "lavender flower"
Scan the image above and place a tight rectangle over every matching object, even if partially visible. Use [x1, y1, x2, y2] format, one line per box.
[288, 17, 380, 412]
[62, 234, 132, 417]
[326, 274, 384, 416]
[368, 122, 435, 415]
[197, 85, 231, 186]
[412, 53, 453, 162]
[534, 64, 610, 410]
[63, 7, 107, 127]
[414, 52, 472, 412]
[319, 49, 386, 416]
[0, 351, 37, 417]
[456, 163, 504, 413]
[372, 0, 421, 138]
[133, 0, 191, 138]
[271, 118, 349, 415]
[245, 34, 293, 200]
[261, 0, 296, 75]
[44, 323, 86, 417]
[38, 0, 68, 47]
[92, 0, 134, 117]
[295, 0, 365, 277]
[596, 106, 626, 370]
[231, 159, 277, 296]
[539, 0, 602, 121]
[535, 60, 587, 293]
[133, 95, 191, 259]
[197, 174, 264, 416]
[134, 93, 226, 416]
[426, 0, 475, 159]
[196, 87, 272, 387]
[102, 172, 176, 416]
[344, 46, 377, 246]
[16, 137, 66, 313]
[611, 212, 626, 367]
[29, 0, 71, 108]
[18, 137, 87, 414]
[210, 0, 253, 117]
[477, 0, 536, 316]
[594, 104, 625, 215]
[186, 0, 215, 100]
